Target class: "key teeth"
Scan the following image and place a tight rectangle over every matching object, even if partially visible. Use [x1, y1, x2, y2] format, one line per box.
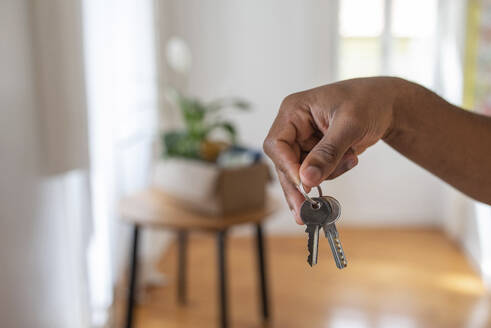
[339, 261, 347, 269]
[324, 227, 348, 270]
[306, 225, 315, 267]
[307, 251, 318, 267]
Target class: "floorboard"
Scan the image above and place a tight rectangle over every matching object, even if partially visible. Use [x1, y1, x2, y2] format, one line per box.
[115, 228, 491, 328]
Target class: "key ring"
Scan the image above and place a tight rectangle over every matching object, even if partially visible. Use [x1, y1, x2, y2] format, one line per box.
[298, 182, 323, 206]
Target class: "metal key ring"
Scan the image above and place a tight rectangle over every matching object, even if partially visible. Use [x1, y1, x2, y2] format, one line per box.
[298, 182, 323, 205]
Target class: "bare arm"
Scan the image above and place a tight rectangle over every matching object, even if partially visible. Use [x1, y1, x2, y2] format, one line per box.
[263, 77, 491, 224]
[385, 80, 491, 203]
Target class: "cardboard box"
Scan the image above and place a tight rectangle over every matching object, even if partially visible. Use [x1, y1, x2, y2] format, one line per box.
[153, 159, 270, 216]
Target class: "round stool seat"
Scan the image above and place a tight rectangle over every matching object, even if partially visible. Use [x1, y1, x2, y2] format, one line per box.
[120, 188, 278, 231]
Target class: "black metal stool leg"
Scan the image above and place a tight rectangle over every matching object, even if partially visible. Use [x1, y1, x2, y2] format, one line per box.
[177, 230, 188, 305]
[125, 224, 140, 328]
[217, 230, 228, 328]
[255, 223, 270, 320]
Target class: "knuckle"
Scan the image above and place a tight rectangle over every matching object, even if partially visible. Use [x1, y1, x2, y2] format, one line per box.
[263, 138, 285, 165]
[280, 92, 306, 112]
[262, 137, 273, 156]
[314, 143, 339, 164]
[282, 93, 299, 106]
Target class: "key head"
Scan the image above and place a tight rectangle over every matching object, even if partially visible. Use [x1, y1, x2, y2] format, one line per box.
[321, 196, 341, 225]
[300, 197, 331, 226]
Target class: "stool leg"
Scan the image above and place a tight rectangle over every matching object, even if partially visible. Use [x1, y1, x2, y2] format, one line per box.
[125, 224, 140, 328]
[217, 230, 228, 328]
[255, 223, 270, 320]
[177, 230, 188, 305]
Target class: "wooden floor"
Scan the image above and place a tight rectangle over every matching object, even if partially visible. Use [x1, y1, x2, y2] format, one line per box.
[117, 228, 491, 328]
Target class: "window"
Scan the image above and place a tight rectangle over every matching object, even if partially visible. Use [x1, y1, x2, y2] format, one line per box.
[339, 0, 438, 88]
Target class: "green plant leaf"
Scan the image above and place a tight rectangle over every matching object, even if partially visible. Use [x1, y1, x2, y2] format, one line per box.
[162, 131, 201, 159]
[219, 121, 236, 137]
[162, 89, 248, 157]
[206, 98, 251, 112]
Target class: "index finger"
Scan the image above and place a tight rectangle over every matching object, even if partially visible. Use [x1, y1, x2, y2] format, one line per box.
[264, 94, 319, 184]
[263, 116, 301, 185]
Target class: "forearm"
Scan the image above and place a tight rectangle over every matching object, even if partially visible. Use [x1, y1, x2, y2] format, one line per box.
[384, 80, 491, 204]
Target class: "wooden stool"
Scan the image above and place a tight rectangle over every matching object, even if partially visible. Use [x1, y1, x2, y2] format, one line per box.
[119, 188, 277, 328]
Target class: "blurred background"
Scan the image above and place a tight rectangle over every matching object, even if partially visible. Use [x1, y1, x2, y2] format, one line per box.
[1, 0, 491, 327]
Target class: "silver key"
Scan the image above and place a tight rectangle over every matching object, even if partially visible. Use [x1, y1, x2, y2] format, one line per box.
[300, 197, 330, 267]
[321, 196, 347, 269]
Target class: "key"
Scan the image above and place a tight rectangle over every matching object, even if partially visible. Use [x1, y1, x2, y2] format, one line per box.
[300, 197, 330, 267]
[321, 196, 347, 269]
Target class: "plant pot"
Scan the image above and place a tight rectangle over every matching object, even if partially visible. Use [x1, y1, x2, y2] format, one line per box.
[153, 158, 270, 216]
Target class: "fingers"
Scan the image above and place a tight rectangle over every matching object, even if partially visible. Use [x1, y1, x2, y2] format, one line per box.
[264, 98, 316, 185]
[276, 168, 305, 225]
[264, 120, 299, 185]
[276, 153, 357, 226]
[265, 93, 362, 224]
[299, 116, 360, 187]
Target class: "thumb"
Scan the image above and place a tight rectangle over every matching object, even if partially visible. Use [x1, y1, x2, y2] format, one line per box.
[300, 119, 359, 187]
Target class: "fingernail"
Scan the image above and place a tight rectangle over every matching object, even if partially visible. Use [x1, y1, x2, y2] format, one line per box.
[347, 159, 357, 170]
[303, 165, 322, 183]
[292, 209, 303, 225]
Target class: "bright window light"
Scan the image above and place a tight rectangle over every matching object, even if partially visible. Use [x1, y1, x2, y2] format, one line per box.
[340, 0, 384, 37]
[392, 0, 438, 38]
[338, 0, 438, 87]
[339, 0, 384, 79]
[475, 203, 491, 288]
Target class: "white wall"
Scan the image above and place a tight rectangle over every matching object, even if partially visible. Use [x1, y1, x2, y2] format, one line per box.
[159, 0, 447, 232]
[0, 1, 90, 326]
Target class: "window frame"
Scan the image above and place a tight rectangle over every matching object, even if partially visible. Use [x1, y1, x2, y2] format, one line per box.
[336, 0, 442, 90]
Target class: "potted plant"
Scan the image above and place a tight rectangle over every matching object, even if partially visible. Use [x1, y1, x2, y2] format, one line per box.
[162, 89, 250, 162]
[154, 37, 269, 215]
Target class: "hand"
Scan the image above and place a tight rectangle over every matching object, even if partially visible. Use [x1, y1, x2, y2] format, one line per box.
[263, 77, 407, 224]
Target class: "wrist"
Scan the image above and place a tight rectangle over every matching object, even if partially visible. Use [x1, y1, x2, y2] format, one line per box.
[383, 77, 420, 143]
